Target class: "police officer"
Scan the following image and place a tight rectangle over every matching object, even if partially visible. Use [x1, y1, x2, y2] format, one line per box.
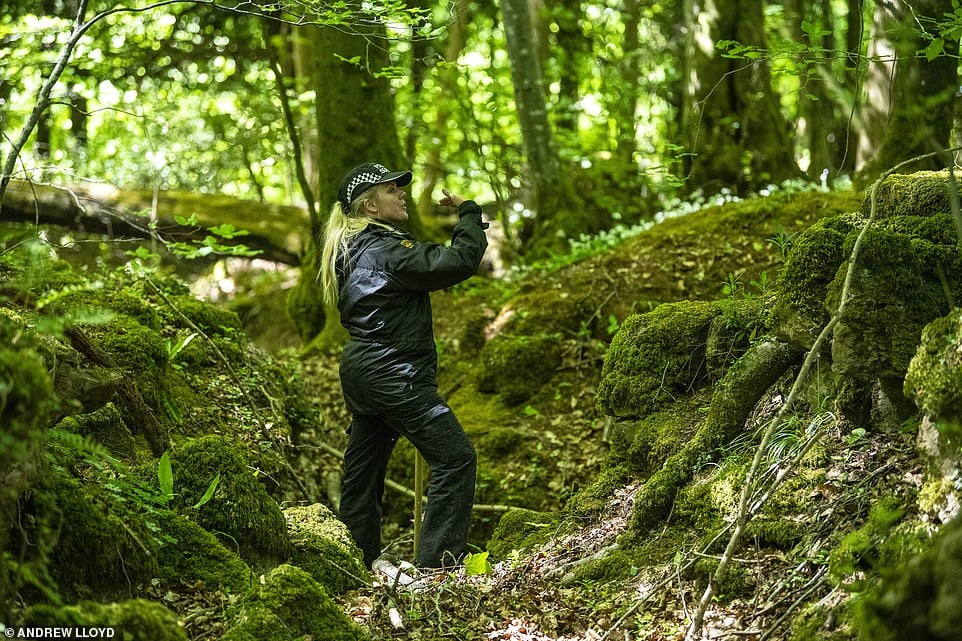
[318, 162, 489, 568]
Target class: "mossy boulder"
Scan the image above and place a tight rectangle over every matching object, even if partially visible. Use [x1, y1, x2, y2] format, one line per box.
[769, 213, 863, 348]
[283, 503, 368, 594]
[56, 403, 136, 459]
[596, 300, 723, 419]
[478, 333, 563, 406]
[0, 312, 54, 618]
[858, 510, 962, 641]
[221, 564, 369, 641]
[486, 508, 558, 559]
[23, 599, 186, 641]
[828, 225, 959, 380]
[861, 170, 955, 220]
[167, 435, 290, 568]
[905, 308, 962, 426]
[607, 399, 703, 479]
[22, 469, 159, 601]
[154, 511, 252, 593]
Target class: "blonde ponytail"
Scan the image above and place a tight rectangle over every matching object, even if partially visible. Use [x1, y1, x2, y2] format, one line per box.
[318, 186, 390, 306]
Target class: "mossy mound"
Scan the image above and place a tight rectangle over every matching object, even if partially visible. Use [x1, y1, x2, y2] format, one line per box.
[0, 312, 55, 617]
[769, 213, 863, 348]
[57, 403, 136, 459]
[486, 508, 559, 559]
[221, 564, 369, 641]
[477, 333, 563, 406]
[283, 503, 368, 594]
[167, 435, 290, 568]
[596, 300, 723, 418]
[18, 467, 159, 602]
[829, 226, 959, 380]
[154, 510, 252, 593]
[23, 599, 186, 641]
[861, 170, 955, 220]
[905, 308, 962, 426]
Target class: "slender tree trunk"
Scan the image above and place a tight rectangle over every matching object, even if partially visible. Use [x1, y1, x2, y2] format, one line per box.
[614, 0, 642, 166]
[855, 0, 958, 185]
[416, 0, 469, 222]
[501, 0, 581, 254]
[679, 0, 802, 196]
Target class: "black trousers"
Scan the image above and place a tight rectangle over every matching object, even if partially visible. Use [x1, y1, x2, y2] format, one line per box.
[338, 409, 477, 568]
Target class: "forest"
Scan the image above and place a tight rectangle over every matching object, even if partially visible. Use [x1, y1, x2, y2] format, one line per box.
[2, 0, 962, 639]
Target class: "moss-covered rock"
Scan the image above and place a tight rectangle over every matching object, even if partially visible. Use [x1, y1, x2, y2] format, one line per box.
[486, 508, 559, 559]
[769, 213, 863, 349]
[829, 226, 958, 380]
[905, 308, 962, 426]
[168, 435, 290, 568]
[23, 599, 187, 641]
[0, 312, 54, 619]
[861, 170, 955, 220]
[154, 510, 251, 593]
[596, 300, 723, 419]
[222, 564, 369, 641]
[478, 333, 563, 406]
[283, 503, 368, 594]
[857, 510, 962, 641]
[23, 468, 159, 601]
[56, 403, 136, 459]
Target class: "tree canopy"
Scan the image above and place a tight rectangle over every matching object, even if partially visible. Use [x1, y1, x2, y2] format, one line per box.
[3, 0, 960, 255]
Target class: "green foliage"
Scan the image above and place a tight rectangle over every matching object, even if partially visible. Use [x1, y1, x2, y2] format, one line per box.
[464, 551, 493, 576]
[24, 600, 187, 641]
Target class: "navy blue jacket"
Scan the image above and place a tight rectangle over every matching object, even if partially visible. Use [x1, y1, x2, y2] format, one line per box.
[337, 201, 488, 424]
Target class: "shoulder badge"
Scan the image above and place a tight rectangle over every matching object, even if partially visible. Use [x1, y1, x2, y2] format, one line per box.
[400, 239, 414, 249]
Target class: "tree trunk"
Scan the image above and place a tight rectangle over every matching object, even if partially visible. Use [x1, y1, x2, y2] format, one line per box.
[501, 0, 582, 255]
[855, 0, 958, 186]
[679, 0, 803, 196]
[287, 19, 416, 346]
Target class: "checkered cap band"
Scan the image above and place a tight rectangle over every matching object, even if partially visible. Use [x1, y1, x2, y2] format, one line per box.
[344, 163, 389, 204]
[338, 162, 411, 212]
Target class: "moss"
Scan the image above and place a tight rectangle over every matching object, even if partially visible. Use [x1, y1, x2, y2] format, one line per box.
[707, 295, 769, 379]
[862, 170, 954, 220]
[23, 469, 159, 602]
[23, 599, 187, 641]
[769, 213, 862, 349]
[828, 498, 908, 591]
[569, 548, 638, 584]
[222, 564, 369, 641]
[905, 309, 962, 425]
[477, 426, 530, 459]
[168, 435, 291, 568]
[596, 300, 723, 418]
[788, 600, 857, 641]
[625, 340, 800, 537]
[283, 503, 368, 594]
[672, 460, 745, 543]
[154, 511, 251, 592]
[856, 511, 962, 641]
[566, 464, 630, 518]
[0, 313, 54, 618]
[170, 295, 244, 336]
[690, 556, 756, 602]
[57, 403, 136, 459]
[477, 333, 563, 406]
[87, 314, 169, 411]
[621, 400, 703, 479]
[829, 226, 958, 380]
[486, 508, 559, 559]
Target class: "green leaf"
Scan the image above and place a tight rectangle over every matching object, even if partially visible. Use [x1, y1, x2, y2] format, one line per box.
[158, 451, 174, 503]
[193, 473, 220, 509]
[464, 551, 492, 576]
[923, 38, 944, 61]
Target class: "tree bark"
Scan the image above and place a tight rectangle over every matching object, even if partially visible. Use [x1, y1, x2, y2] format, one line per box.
[679, 0, 803, 196]
[501, 0, 582, 255]
[855, 0, 958, 186]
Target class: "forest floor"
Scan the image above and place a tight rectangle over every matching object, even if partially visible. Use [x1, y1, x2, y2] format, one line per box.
[331, 404, 918, 641]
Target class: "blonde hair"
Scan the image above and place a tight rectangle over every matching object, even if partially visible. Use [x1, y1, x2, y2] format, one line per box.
[318, 186, 390, 306]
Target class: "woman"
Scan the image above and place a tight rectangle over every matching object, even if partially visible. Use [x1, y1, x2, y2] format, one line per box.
[319, 162, 489, 569]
